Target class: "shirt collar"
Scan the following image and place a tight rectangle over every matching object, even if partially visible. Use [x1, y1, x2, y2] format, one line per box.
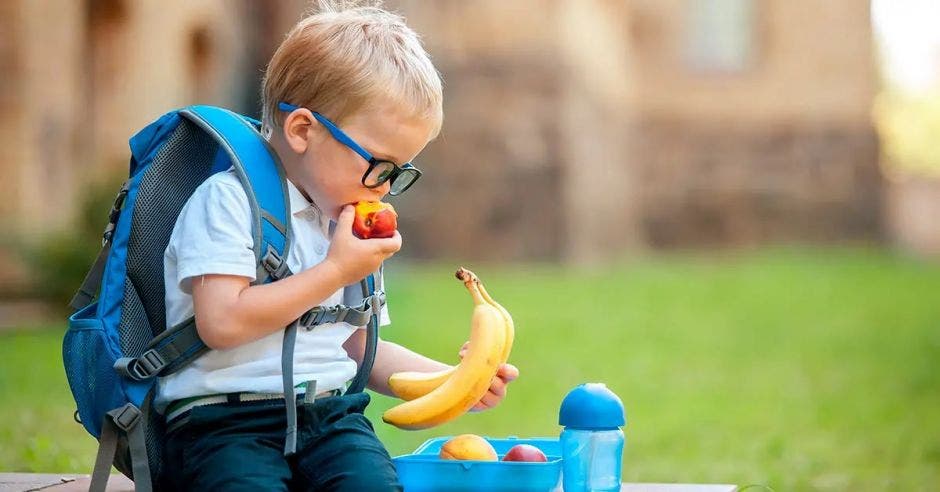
[286, 179, 313, 215]
[286, 180, 329, 231]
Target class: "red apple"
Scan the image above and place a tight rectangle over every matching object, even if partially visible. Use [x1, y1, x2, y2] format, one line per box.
[352, 201, 397, 239]
[501, 444, 548, 462]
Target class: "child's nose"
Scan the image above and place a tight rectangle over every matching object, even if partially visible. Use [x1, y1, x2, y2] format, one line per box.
[374, 179, 391, 196]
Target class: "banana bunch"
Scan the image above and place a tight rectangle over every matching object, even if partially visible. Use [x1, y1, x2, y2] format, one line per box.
[382, 268, 514, 430]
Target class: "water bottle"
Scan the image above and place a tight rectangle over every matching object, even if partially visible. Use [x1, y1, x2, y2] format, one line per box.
[559, 383, 626, 492]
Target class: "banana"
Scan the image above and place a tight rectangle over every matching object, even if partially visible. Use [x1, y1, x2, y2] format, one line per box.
[477, 274, 514, 362]
[382, 268, 506, 430]
[386, 269, 514, 401]
[387, 367, 455, 401]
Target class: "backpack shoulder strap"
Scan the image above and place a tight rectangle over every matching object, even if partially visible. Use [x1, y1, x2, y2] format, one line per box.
[116, 106, 294, 381]
[180, 105, 293, 283]
[345, 271, 381, 394]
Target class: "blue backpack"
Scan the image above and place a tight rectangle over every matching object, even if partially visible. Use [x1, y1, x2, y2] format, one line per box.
[63, 106, 383, 491]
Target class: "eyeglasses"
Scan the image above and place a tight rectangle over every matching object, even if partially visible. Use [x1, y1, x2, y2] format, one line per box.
[278, 102, 422, 196]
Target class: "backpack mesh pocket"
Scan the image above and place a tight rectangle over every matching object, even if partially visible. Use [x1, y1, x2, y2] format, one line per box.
[63, 302, 125, 437]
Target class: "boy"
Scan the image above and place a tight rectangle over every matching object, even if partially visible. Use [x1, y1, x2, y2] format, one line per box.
[157, 3, 519, 490]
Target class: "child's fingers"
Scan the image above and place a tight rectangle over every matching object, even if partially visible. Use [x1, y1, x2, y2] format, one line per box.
[471, 396, 493, 411]
[336, 205, 355, 229]
[457, 341, 470, 358]
[371, 231, 402, 254]
[475, 383, 507, 411]
[470, 374, 511, 412]
[497, 363, 519, 382]
[487, 375, 507, 397]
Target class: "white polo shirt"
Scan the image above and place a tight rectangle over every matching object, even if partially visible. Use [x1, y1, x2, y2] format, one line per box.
[155, 168, 389, 412]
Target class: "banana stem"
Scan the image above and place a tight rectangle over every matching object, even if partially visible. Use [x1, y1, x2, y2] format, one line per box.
[455, 267, 486, 306]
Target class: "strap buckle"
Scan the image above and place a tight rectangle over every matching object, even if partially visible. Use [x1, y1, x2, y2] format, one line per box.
[109, 403, 141, 432]
[372, 290, 387, 309]
[300, 305, 341, 329]
[261, 247, 282, 275]
[135, 349, 167, 379]
[297, 290, 386, 330]
[369, 291, 384, 319]
[101, 181, 130, 246]
[261, 245, 292, 281]
[115, 348, 167, 381]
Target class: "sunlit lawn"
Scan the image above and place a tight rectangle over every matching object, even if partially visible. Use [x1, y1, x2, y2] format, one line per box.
[2, 248, 938, 491]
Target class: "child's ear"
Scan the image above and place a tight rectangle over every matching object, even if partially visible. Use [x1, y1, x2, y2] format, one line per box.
[283, 109, 315, 154]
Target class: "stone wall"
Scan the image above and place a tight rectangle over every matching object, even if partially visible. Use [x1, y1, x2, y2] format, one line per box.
[389, 0, 640, 263]
[622, 0, 882, 248]
[393, 59, 566, 261]
[634, 118, 882, 247]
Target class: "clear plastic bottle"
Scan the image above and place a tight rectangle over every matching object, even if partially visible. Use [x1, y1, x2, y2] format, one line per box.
[560, 428, 624, 491]
[558, 383, 626, 492]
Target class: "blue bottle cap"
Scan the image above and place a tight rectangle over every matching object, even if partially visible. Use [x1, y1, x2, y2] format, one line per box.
[558, 383, 626, 430]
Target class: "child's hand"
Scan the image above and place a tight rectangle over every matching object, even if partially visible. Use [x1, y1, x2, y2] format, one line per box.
[471, 363, 519, 411]
[325, 205, 401, 284]
[458, 342, 520, 411]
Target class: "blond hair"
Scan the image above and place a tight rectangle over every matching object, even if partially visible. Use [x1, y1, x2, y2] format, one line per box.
[261, 1, 443, 138]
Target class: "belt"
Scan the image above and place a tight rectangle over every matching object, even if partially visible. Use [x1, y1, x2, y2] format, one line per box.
[165, 388, 342, 427]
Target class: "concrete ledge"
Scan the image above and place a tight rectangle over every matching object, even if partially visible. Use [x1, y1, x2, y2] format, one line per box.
[0, 473, 133, 491]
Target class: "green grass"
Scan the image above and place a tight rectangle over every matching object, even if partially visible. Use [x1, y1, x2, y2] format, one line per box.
[2, 248, 939, 490]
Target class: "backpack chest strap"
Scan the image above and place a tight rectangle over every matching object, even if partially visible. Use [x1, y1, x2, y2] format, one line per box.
[299, 291, 386, 329]
[112, 289, 385, 382]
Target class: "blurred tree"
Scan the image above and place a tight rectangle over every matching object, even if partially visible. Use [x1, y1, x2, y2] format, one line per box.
[22, 175, 125, 314]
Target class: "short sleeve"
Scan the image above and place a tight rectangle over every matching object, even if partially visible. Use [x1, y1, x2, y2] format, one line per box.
[166, 174, 256, 294]
[342, 268, 391, 328]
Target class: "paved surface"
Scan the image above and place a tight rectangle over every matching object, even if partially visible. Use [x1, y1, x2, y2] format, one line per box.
[0, 474, 132, 491]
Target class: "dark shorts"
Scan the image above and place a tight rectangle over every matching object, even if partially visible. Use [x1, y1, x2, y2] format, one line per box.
[162, 392, 403, 491]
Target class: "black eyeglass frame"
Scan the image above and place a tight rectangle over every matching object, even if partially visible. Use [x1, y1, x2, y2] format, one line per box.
[278, 102, 423, 196]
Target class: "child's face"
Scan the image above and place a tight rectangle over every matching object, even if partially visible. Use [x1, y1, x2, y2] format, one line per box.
[294, 103, 435, 220]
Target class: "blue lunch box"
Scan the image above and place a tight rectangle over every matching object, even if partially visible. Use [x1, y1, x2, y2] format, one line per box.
[392, 436, 562, 492]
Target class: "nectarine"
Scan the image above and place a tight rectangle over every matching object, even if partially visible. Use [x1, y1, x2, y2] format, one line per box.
[501, 444, 547, 462]
[352, 201, 397, 239]
[439, 434, 498, 461]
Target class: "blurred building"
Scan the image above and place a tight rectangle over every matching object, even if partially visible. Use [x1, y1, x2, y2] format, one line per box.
[391, 0, 881, 262]
[0, 0, 305, 291]
[0, 0, 882, 272]
[0, 0, 306, 232]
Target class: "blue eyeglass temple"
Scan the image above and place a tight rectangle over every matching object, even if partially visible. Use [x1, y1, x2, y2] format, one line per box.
[278, 102, 376, 164]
